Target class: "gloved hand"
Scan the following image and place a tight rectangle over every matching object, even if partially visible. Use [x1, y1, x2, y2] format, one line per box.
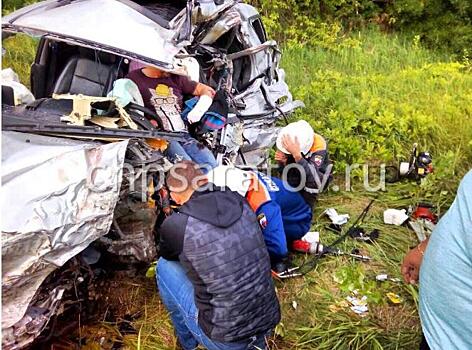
[187, 94, 213, 124]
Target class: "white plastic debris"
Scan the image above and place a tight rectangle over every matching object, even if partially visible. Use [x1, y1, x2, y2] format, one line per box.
[1, 68, 35, 105]
[376, 274, 401, 283]
[301, 231, 320, 244]
[346, 293, 368, 316]
[408, 218, 436, 242]
[376, 274, 389, 282]
[324, 208, 350, 225]
[292, 301, 298, 310]
[383, 209, 409, 226]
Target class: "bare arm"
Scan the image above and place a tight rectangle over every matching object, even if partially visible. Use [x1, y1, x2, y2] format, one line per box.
[193, 83, 216, 98]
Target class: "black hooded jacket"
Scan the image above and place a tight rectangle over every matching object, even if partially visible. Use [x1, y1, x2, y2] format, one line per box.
[159, 187, 281, 343]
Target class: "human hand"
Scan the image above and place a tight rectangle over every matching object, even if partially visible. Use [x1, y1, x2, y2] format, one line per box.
[401, 242, 427, 284]
[282, 134, 302, 161]
[274, 150, 288, 165]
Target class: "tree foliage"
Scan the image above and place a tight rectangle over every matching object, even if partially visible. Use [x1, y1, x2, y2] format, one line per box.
[250, 0, 471, 54]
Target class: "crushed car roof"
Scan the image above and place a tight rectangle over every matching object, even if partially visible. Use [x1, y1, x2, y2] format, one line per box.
[2, 0, 184, 69]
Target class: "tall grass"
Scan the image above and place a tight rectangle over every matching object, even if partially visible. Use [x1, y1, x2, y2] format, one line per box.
[2, 34, 38, 87]
[282, 29, 472, 185]
[268, 29, 470, 349]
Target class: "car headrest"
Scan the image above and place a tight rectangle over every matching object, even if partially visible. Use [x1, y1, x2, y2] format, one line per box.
[77, 47, 117, 65]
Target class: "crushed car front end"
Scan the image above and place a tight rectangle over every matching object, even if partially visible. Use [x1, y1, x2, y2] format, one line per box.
[1, 1, 303, 347]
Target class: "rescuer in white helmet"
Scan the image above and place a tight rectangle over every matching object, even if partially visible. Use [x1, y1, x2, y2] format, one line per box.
[275, 120, 332, 207]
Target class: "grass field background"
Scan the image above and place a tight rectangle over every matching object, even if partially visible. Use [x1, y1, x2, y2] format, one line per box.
[2, 24, 472, 349]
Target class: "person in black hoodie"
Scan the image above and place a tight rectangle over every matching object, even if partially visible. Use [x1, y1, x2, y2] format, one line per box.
[156, 160, 281, 350]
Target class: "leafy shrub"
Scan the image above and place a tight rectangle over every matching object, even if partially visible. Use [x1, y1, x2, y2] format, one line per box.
[249, 0, 471, 55]
[282, 29, 472, 181]
[2, 34, 38, 87]
[387, 0, 472, 55]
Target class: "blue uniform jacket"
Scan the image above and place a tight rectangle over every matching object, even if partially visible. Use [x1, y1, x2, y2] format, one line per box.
[246, 172, 313, 263]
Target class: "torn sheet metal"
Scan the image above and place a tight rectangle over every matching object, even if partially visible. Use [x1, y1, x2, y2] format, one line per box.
[2, 0, 181, 70]
[1, 131, 128, 330]
[2, 287, 65, 350]
[200, 8, 241, 45]
[237, 119, 280, 167]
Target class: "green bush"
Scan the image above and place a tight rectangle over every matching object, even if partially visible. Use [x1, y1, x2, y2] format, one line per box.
[388, 0, 472, 54]
[250, 0, 373, 49]
[282, 29, 472, 185]
[2, 34, 38, 87]
[249, 0, 471, 55]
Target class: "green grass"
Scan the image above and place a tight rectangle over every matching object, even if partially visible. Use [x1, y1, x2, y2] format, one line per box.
[2, 34, 38, 87]
[282, 29, 472, 184]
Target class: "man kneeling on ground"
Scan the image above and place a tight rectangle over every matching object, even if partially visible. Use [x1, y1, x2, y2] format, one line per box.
[156, 160, 281, 350]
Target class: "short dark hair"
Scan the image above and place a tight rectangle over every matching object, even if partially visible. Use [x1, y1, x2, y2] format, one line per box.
[166, 160, 204, 192]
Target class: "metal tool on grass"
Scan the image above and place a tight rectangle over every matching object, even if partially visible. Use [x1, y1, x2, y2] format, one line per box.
[297, 198, 377, 276]
[292, 241, 372, 261]
[272, 266, 302, 279]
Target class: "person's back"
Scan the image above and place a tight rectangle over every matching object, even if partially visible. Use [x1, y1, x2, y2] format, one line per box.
[419, 170, 472, 349]
[158, 161, 280, 348]
[246, 172, 313, 258]
[207, 166, 313, 267]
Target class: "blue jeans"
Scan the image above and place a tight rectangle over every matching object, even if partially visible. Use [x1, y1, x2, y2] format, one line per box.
[156, 258, 270, 350]
[166, 138, 217, 174]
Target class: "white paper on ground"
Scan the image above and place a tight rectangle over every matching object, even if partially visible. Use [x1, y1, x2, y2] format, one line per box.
[324, 208, 350, 225]
[383, 208, 409, 226]
[301, 231, 320, 244]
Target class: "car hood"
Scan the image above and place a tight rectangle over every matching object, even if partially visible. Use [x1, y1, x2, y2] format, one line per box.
[1, 131, 129, 330]
[2, 0, 184, 70]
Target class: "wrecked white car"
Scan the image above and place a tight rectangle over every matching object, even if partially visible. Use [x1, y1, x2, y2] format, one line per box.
[1, 0, 303, 348]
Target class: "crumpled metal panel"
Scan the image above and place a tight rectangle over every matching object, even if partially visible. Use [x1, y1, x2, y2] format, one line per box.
[2, 287, 65, 350]
[237, 119, 280, 167]
[1, 131, 128, 330]
[2, 0, 180, 70]
[200, 8, 241, 45]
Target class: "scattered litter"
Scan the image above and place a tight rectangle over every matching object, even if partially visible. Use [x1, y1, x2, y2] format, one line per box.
[329, 300, 349, 313]
[346, 292, 369, 316]
[301, 231, 320, 244]
[145, 261, 157, 278]
[292, 301, 298, 310]
[328, 304, 339, 313]
[368, 229, 380, 242]
[386, 292, 403, 304]
[376, 274, 388, 281]
[376, 274, 401, 283]
[347, 248, 372, 261]
[408, 219, 436, 242]
[272, 266, 302, 279]
[324, 208, 350, 225]
[383, 209, 409, 226]
[349, 228, 380, 243]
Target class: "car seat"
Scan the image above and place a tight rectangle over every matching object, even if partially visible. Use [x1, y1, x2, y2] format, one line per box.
[53, 48, 123, 97]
